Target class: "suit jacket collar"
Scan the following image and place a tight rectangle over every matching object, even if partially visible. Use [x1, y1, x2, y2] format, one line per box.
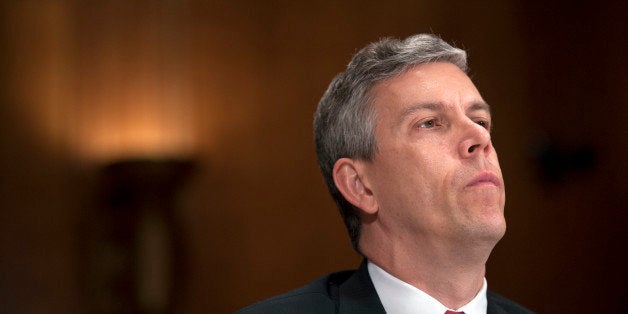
[487, 291, 513, 314]
[488, 302, 508, 314]
[336, 259, 386, 313]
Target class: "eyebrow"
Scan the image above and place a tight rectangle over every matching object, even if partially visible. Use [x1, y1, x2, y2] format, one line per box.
[397, 101, 491, 126]
[399, 102, 443, 122]
[466, 101, 491, 115]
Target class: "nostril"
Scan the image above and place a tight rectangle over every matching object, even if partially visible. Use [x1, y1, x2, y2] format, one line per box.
[468, 145, 478, 153]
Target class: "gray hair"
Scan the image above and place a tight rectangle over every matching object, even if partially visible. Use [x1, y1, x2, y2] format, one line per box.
[313, 34, 468, 253]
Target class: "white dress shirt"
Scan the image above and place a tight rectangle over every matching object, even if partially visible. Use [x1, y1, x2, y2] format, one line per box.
[368, 261, 487, 314]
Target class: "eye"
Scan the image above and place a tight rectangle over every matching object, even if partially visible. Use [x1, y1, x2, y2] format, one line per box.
[418, 118, 440, 129]
[475, 120, 491, 130]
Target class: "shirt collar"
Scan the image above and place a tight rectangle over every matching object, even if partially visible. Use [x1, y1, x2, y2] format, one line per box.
[367, 261, 487, 314]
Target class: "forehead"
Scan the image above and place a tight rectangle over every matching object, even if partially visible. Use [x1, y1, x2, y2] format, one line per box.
[369, 62, 485, 115]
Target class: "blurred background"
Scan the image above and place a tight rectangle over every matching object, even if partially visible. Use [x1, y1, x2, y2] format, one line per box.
[0, 1, 626, 313]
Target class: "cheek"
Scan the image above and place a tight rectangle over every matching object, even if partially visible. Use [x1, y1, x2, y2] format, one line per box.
[369, 151, 427, 206]
[371, 139, 455, 205]
[407, 156, 458, 214]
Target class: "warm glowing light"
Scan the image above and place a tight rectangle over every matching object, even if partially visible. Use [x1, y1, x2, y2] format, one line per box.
[11, 1, 201, 163]
[73, 84, 198, 162]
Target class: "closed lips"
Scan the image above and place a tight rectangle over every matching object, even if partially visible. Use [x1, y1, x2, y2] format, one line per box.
[467, 172, 500, 187]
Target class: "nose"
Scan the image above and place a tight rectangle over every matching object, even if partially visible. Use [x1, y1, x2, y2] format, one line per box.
[458, 120, 492, 159]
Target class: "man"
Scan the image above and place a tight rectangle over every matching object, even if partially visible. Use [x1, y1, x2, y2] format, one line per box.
[237, 34, 532, 314]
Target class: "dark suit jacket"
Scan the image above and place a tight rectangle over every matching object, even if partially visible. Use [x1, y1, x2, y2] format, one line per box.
[236, 260, 532, 314]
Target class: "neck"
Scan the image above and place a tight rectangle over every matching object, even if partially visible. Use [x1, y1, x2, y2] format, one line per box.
[361, 224, 498, 309]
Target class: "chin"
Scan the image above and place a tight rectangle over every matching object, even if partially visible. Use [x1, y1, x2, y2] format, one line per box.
[474, 217, 507, 242]
[460, 208, 506, 243]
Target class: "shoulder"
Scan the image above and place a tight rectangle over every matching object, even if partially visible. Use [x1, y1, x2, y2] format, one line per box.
[487, 291, 534, 314]
[235, 270, 355, 314]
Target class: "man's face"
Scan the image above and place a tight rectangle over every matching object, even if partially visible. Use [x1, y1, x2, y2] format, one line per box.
[362, 62, 506, 245]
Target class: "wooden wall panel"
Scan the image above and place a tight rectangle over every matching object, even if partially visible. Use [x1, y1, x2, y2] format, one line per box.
[1, 1, 625, 313]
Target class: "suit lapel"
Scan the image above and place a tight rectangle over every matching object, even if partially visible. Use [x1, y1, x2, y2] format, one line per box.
[488, 302, 508, 314]
[337, 259, 386, 314]
[487, 291, 511, 314]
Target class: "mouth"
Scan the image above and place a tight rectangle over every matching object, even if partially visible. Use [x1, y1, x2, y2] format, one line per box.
[466, 172, 501, 188]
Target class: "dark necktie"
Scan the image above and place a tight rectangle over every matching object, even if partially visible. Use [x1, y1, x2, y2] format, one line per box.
[444, 311, 465, 314]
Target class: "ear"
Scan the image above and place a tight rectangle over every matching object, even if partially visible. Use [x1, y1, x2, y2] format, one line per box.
[332, 158, 378, 215]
